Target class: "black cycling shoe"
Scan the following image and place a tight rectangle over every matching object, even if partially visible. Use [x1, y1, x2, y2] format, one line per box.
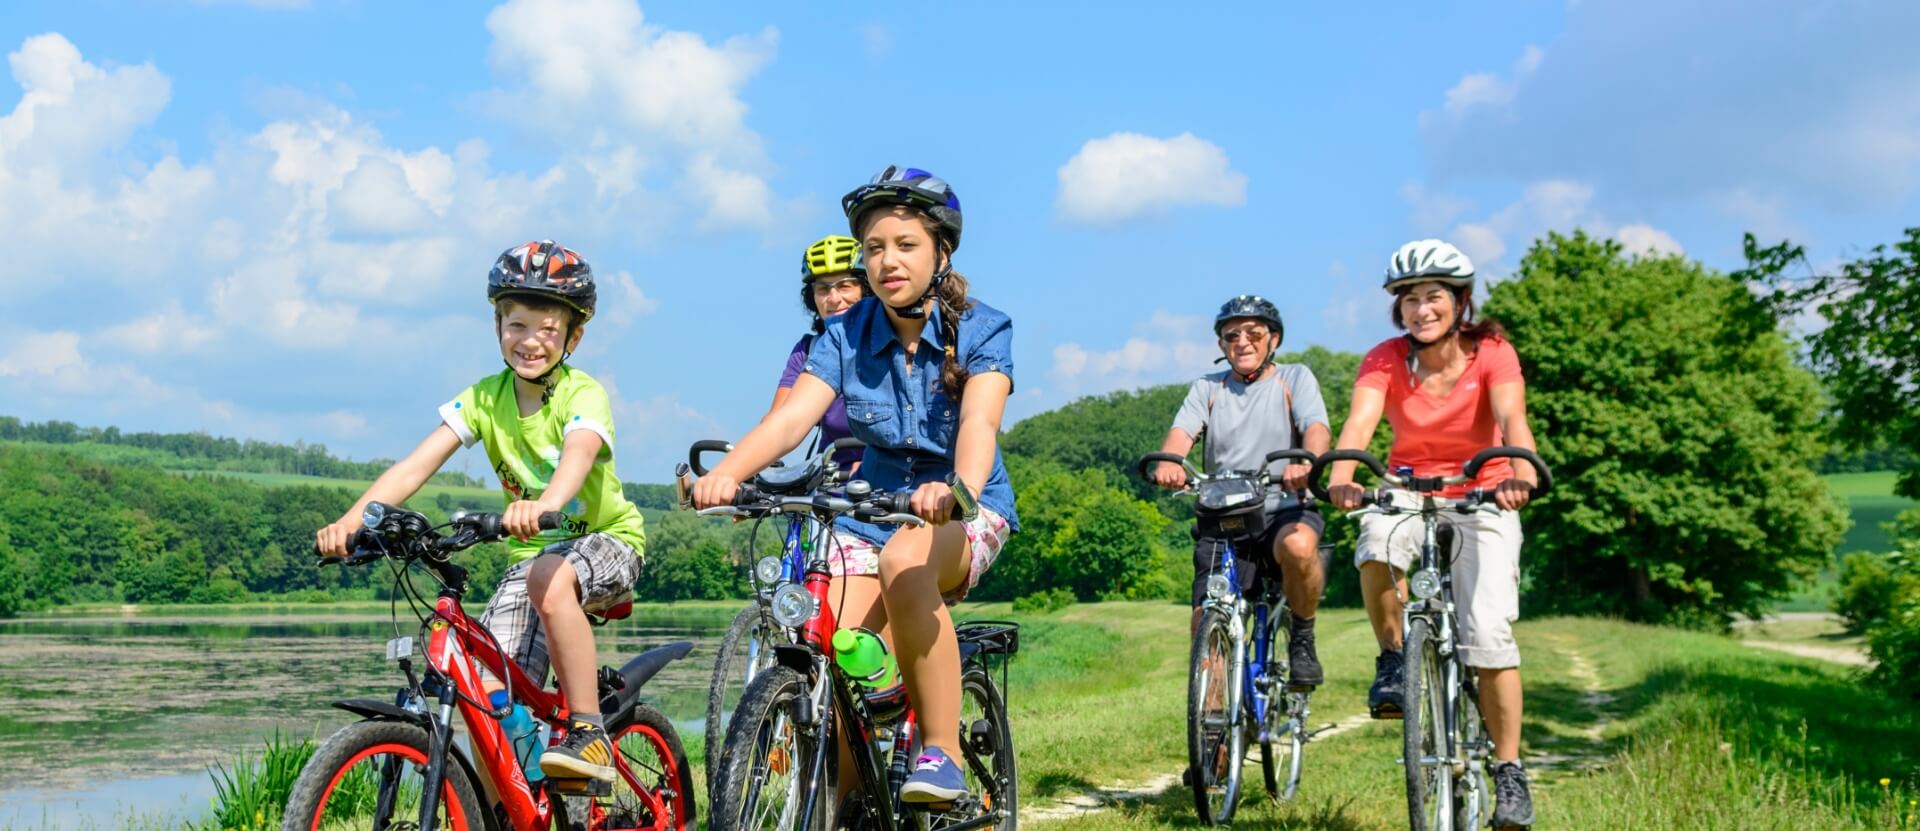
[1491, 760, 1536, 829]
[1368, 649, 1405, 719]
[1286, 616, 1323, 688]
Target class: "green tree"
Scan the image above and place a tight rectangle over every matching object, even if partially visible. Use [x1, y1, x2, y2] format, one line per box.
[1049, 487, 1173, 601]
[0, 529, 23, 618]
[646, 539, 737, 601]
[1484, 231, 1846, 625]
[1740, 228, 1920, 498]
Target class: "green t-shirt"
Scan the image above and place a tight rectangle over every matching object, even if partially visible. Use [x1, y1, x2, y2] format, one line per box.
[438, 366, 647, 563]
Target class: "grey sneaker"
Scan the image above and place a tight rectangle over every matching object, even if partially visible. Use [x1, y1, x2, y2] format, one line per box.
[1491, 760, 1535, 829]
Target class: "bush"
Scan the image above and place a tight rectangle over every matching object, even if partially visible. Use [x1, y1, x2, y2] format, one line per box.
[1012, 587, 1075, 614]
[1833, 552, 1917, 634]
[1864, 590, 1920, 701]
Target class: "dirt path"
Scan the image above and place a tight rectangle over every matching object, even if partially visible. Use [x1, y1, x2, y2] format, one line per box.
[1527, 644, 1615, 774]
[1741, 640, 1872, 666]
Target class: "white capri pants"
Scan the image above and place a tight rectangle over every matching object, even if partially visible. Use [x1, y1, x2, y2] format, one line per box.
[1354, 490, 1525, 669]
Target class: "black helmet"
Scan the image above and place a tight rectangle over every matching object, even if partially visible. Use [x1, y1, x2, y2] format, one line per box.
[1214, 295, 1285, 348]
[487, 240, 597, 322]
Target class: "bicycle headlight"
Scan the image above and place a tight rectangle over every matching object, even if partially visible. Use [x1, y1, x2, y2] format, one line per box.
[1409, 568, 1442, 600]
[1206, 573, 1234, 602]
[754, 556, 783, 585]
[769, 584, 814, 628]
[362, 502, 386, 528]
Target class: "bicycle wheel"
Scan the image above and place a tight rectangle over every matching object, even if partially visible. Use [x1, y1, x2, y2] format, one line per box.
[599, 703, 697, 830]
[710, 665, 832, 831]
[280, 720, 481, 831]
[1259, 609, 1305, 802]
[1452, 673, 1490, 831]
[707, 604, 779, 782]
[1403, 617, 1451, 831]
[1188, 607, 1244, 826]
[915, 665, 1018, 830]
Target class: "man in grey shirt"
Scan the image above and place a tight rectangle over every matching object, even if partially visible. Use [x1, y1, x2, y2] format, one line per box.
[1150, 295, 1332, 687]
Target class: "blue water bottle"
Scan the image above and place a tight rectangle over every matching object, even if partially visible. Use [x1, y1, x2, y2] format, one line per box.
[489, 690, 546, 783]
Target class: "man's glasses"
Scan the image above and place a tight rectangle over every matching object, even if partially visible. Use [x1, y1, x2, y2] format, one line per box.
[1219, 327, 1269, 344]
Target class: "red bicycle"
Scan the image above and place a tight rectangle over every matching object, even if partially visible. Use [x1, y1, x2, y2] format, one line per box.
[282, 502, 695, 831]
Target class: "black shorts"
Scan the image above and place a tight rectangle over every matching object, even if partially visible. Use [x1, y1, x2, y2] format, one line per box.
[1190, 503, 1324, 605]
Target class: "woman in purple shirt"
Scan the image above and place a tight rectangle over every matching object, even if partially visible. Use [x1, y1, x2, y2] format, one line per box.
[768, 234, 867, 471]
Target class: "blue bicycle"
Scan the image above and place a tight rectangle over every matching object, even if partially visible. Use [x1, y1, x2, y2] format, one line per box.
[691, 436, 864, 787]
[1139, 449, 1319, 825]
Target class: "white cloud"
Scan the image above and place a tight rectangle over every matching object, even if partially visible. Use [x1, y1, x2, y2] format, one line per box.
[0, 33, 170, 170]
[1616, 224, 1685, 258]
[1401, 181, 1474, 236]
[1441, 46, 1544, 116]
[1056, 132, 1247, 224]
[98, 303, 219, 354]
[599, 269, 659, 327]
[1049, 309, 1221, 396]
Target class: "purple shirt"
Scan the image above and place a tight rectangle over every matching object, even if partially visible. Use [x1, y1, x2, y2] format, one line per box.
[780, 334, 860, 470]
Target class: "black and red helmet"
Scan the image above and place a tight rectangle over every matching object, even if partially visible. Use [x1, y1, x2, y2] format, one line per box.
[487, 240, 597, 322]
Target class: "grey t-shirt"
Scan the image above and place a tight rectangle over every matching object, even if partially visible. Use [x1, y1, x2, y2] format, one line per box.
[1172, 364, 1330, 504]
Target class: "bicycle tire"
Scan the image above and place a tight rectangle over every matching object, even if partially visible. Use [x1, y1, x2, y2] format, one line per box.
[1453, 674, 1490, 831]
[915, 666, 1018, 830]
[1259, 609, 1305, 803]
[602, 703, 697, 830]
[707, 604, 778, 784]
[710, 665, 832, 831]
[1188, 607, 1244, 826]
[1403, 617, 1451, 831]
[280, 719, 482, 831]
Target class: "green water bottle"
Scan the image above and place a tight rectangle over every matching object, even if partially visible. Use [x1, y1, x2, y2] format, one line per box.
[833, 628, 907, 722]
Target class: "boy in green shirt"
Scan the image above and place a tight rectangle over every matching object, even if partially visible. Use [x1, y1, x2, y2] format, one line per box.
[315, 240, 646, 782]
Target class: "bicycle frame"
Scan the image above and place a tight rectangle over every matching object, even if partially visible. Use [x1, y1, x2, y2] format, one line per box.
[1197, 546, 1289, 745]
[1396, 493, 1486, 781]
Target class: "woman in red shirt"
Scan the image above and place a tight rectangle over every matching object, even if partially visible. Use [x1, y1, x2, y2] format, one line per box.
[1326, 239, 1542, 829]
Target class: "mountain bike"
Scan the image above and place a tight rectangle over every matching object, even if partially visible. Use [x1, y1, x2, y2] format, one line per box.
[1308, 446, 1551, 831]
[699, 474, 1019, 831]
[1138, 448, 1321, 826]
[285, 503, 694, 831]
[689, 436, 865, 788]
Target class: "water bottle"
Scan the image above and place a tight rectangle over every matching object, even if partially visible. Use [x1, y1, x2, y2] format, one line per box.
[833, 628, 908, 723]
[489, 690, 546, 783]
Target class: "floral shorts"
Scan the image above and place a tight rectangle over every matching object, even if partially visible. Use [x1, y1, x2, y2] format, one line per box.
[825, 507, 1011, 605]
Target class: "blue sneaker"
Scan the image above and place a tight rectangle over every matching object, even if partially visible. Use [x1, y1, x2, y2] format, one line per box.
[899, 748, 969, 803]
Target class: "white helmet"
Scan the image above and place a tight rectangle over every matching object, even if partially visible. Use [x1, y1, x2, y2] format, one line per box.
[1384, 239, 1475, 294]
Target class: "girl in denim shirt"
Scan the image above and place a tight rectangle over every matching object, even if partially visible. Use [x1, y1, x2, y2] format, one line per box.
[694, 166, 1018, 804]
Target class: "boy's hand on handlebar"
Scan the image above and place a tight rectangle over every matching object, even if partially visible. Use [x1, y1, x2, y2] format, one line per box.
[1328, 482, 1368, 511]
[503, 500, 558, 542]
[315, 519, 360, 560]
[691, 473, 741, 511]
[1494, 478, 1534, 511]
[1281, 462, 1312, 492]
[911, 481, 958, 526]
[1151, 461, 1188, 490]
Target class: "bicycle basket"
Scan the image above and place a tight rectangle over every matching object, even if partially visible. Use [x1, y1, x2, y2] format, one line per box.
[1194, 476, 1267, 540]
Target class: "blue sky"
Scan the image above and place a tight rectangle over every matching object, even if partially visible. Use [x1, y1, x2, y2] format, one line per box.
[3, 0, 1917, 484]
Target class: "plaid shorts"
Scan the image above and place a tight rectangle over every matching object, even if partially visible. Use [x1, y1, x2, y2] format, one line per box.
[825, 507, 1011, 605]
[478, 532, 641, 685]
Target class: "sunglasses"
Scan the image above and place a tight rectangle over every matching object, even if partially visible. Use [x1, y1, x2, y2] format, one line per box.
[1218, 327, 1270, 344]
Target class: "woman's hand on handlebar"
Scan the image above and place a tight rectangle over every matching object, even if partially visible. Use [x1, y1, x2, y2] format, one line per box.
[691, 472, 742, 511]
[1151, 461, 1188, 490]
[911, 480, 958, 526]
[315, 519, 360, 560]
[1494, 478, 1534, 511]
[1327, 481, 1368, 511]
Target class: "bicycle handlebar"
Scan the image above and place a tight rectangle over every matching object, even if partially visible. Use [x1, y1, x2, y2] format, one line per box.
[696, 482, 928, 527]
[1136, 451, 1203, 484]
[314, 505, 565, 564]
[686, 440, 733, 476]
[1306, 446, 1552, 503]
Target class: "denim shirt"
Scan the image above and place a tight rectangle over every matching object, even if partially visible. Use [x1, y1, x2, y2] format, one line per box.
[803, 295, 1020, 545]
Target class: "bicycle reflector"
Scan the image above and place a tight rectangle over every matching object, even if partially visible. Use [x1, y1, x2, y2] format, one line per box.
[770, 584, 814, 628]
[1206, 573, 1233, 602]
[754, 556, 783, 585]
[1409, 568, 1442, 600]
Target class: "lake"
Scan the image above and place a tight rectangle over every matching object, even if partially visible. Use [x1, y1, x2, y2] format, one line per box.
[0, 603, 735, 828]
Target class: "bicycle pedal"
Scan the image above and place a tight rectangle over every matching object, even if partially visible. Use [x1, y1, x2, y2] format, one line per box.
[548, 777, 613, 797]
[1370, 703, 1405, 720]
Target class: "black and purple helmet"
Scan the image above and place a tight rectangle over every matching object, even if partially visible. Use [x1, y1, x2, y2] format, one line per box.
[841, 165, 963, 252]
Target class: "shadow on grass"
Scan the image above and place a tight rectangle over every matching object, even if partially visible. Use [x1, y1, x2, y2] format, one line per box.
[1029, 770, 1097, 799]
[1111, 782, 1373, 830]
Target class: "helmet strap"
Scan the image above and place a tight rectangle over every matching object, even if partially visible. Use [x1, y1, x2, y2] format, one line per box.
[503, 351, 570, 406]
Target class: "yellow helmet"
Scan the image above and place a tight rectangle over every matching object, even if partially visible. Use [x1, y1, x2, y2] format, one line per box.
[801, 235, 864, 281]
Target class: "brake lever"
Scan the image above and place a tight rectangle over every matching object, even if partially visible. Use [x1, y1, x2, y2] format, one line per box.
[870, 512, 928, 527]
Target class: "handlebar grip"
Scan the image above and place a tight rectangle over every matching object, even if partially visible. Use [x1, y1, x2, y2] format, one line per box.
[687, 439, 733, 477]
[1307, 449, 1388, 502]
[731, 483, 765, 507]
[1263, 448, 1317, 468]
[828, 436, 867, 454]
[1136, 452, 1193, 482]
[1461, 446, 1553, 498]
[538, 512, 566, 530]
[314, 528, 374, 564]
